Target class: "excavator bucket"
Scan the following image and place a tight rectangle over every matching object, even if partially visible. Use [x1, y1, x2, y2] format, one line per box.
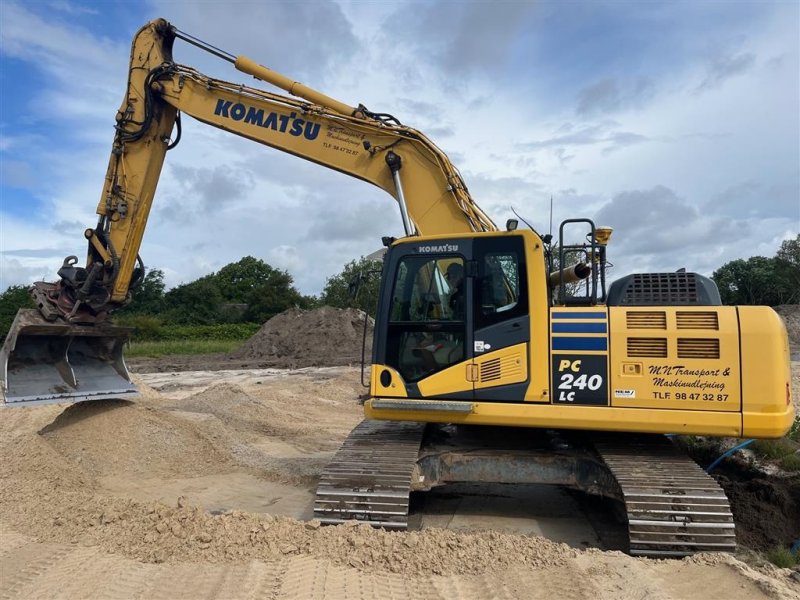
[0, 309, 138, 407]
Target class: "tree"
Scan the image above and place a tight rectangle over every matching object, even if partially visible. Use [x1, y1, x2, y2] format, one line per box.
[243, 270, 311, 323]
[212, 256, 285, 303]
[774, 235, 800, 304]
[120, 268, 166, 314]
[321, 256, 383, 317]
[712, 236, 800, 305]
[161, 278, 225, 324]
[0, 285, 34, 341]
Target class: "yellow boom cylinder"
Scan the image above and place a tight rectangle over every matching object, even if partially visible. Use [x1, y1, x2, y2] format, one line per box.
[234, 56, 358, 117]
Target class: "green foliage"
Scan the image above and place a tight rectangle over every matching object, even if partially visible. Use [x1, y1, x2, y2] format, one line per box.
[750, 438, 799, 460]
[788, 416, 800, 443]
[114, 318, 259, 342]
[765, 546, 800, 568]
[0, 285, 35, 341]
[162, 278, 225, 325]
[213, 256, 286, 303]
[712, 235, 800, 305]
[126, 339, 244, 358]
[156, 323, 260, 341]
[114, 314, 163, 340]
[243, 271, 310, 324]
[321, 256, 383, 317]
[778, 453, 800, 472]
[121, 268, 166, 315]
[157, 257, 308, 325]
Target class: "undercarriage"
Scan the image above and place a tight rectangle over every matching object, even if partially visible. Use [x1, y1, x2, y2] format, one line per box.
[314, 421, 735, 557]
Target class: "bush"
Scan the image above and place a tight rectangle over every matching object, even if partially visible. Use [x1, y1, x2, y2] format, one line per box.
[0, 285, 35, 341]
[765, 546, 800, 568]
[156, 323, 261, 341]
[114, 314, 163, 340]
[113, 316, 260, 343]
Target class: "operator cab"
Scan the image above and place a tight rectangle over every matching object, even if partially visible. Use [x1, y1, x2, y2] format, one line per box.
[373, 232, 530, 399]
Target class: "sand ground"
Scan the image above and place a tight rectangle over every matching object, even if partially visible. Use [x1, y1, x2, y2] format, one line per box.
[1, 365, 799, 599]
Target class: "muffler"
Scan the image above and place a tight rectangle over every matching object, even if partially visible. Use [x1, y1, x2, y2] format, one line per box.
[0, 309, 138, 407]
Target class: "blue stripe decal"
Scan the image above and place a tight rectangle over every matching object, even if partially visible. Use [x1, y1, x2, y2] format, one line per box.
[552, 336, 608, 351]
[552, 322, 608, 333]
[551, 312, 607, 320]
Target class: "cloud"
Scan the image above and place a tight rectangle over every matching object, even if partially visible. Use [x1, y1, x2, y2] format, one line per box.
[1, 160, 36, 189]
[519, 123, 650, 155]
[576, 77, 655, 116]
[164, 164, 256, 217]
[380, 2, 536, 77]
[696, 52, 756, 93]
[706, 179, 800, 220]
[1, 0, 797, 300]
[47, 1, 98, 15]
[591, 185, 797, 278]
[146, 0, 359, 84]
[0, 3, 123, 80]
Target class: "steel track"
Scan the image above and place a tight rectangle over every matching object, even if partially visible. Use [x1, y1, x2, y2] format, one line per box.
[595, 436, 736, 557]
[313, 420, 426, 528]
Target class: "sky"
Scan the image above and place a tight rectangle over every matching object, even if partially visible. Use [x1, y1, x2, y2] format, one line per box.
[1, 0, 798, 296]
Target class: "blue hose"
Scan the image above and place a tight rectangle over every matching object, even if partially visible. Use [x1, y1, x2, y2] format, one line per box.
[706, 439, 756, 473]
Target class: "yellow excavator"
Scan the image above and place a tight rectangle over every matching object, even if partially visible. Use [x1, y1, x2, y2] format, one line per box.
[0, 19, 794, 557]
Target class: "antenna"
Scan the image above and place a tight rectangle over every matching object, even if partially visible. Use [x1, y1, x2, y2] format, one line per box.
[510, 206, 539, 236]
[549, 195, 553, 239]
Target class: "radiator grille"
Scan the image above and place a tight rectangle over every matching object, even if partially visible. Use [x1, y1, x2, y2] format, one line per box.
[480, 358, 502, 382]
[676, 311, 719, 330]
[626, 311, 667, 329]
[627, 338, 668, 358]
[617, 273, 699, 304]
[677, 338, 720, 359]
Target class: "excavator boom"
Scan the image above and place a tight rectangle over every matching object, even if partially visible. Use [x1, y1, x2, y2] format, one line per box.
[0, 18, 494, 406]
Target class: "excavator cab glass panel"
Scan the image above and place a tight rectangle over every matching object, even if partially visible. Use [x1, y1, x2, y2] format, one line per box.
[385, 255, 466, 382]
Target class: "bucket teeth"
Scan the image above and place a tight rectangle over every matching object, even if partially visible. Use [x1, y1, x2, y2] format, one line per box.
[1, 309, 138, 407]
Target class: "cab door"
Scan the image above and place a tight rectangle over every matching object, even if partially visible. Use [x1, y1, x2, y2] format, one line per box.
[470, 235, 530, 401]
[376, 240, 474, 399]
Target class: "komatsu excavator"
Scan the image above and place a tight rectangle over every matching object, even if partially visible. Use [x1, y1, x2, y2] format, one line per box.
[1, 19, 794, 557]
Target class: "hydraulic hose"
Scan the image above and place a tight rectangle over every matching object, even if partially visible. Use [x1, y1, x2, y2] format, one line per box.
[705, 439, 756, 473]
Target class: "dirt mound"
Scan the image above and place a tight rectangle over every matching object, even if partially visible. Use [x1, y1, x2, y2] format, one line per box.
[38, 399, 233, 479]
[232, 307, 373, 368]
[718, 473, 800, 551]
[774, 304, 800, 353]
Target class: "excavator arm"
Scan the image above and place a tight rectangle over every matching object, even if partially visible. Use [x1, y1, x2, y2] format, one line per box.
[80, 18, 494, 313]
[0, 18, 495, 406]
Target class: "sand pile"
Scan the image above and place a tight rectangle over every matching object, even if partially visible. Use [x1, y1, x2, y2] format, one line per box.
[38, 399, 233, 479]
[2, 370, 800, 598]
[232, 307, 374, 368]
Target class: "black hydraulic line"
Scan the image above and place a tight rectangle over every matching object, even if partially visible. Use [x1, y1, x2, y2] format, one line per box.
[167, 112, 182, 150]
[171, 27, 236, 64]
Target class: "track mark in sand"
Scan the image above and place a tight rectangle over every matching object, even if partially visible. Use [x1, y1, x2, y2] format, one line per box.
[654, 559, 796, 600]
[0, 542, 75, 600]
[1, 546, 142, 600]
[82, 558, 156, 600]
[276, 555, 433, 600]
[491, 566, 599, 600]
[0, 532, 30, 562]
[141, 560, 285, 600]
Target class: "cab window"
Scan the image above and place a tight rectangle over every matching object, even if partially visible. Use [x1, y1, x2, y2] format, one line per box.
[385, 255, 466, 382]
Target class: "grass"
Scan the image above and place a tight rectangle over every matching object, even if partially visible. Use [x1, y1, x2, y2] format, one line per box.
[748, 416, 800, 472]
[765, 546, 800, 568]
[126, 339, 244, 358]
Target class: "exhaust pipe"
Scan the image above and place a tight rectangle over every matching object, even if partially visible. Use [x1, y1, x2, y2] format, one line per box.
[0, 309, 138, 407]
[549, 262, 591, 287]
